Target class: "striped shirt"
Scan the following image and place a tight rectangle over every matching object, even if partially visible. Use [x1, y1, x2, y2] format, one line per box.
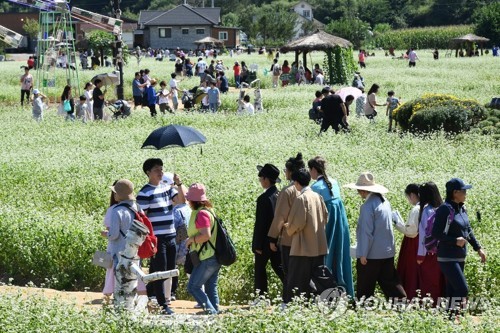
[137, 183, 178, 236]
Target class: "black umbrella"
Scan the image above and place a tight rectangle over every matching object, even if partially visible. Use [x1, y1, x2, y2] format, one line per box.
[141, 124, 207, 150]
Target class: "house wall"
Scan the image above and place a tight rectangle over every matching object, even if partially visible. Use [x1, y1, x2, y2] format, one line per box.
[147, 25, 212, 50]
[293, 1, 314, 20]
[211, 27, 239, 48]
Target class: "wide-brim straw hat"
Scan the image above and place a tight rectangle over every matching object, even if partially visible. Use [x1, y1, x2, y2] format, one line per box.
[110, 179, 135, 201]
[344, 172, 389, 194]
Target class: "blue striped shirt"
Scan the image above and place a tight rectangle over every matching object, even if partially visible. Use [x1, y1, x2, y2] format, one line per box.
[137, 183, 178, 236]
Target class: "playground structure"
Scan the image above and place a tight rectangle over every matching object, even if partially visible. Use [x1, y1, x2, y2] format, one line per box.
[0, 25, 24, 49]
[6, 0, 123, 99]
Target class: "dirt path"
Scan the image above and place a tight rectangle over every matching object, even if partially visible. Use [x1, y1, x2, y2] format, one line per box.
[0, 285, 207, 315]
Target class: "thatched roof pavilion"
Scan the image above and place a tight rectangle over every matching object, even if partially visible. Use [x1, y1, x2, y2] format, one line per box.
[194, 36, 224, 49]
[280, 30, 353, 83]
[451, 33, 490, 57]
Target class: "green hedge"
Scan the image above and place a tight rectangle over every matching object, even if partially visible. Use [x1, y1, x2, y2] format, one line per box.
[374, 25, 473, 49]
[393, 94, 487, 134]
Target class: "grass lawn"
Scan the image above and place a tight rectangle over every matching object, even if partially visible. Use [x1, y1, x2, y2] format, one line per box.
[0, 50, 498, 331]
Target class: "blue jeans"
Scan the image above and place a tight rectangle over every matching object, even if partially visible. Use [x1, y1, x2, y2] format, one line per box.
[209, 102, 218, 113]
[234, 75, 240, 88]
[187, 255, 221, 314]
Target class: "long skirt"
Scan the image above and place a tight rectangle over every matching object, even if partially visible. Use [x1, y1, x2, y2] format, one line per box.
[418, 253, 445, 305]
[324, 198, 354, 297]
[396, 236, 419, 299]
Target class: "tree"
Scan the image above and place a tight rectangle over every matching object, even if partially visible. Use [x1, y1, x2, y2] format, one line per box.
[22, 17, 40, 52]
[254, 3, 298, 45]
[222, 12, 239, 27]
[473, 2, 500, 46]
[326, 17, 371, 49]
[86, 30, 114, 66]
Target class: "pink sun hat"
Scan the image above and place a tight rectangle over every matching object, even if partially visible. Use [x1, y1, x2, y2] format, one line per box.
[185, 183, 208, 202]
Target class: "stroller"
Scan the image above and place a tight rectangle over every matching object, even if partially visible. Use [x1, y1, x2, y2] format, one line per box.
[107, 100, 131, 119]
[181, 86, 207, 111]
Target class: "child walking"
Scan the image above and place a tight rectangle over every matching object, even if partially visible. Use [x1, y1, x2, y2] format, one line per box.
[207, 80, 220, 113]
[386, 91, 400, 132]
[158, 81, 173, 114]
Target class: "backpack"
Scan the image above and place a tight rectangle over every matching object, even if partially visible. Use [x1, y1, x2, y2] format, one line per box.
[424, 203, 455, 254]
[272, 64, 281, 76]
[202, 209, 237, 266]
[117, 203, 158, 259]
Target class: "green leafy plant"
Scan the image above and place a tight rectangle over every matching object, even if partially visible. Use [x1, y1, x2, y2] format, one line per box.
[323, 46, 357, 85]
[393, 94, 487, 134]
[374, 25, 473, 49]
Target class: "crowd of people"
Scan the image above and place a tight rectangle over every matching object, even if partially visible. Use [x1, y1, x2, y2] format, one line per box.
[100, 154, 485, 317]
[310, 73, 403, 133]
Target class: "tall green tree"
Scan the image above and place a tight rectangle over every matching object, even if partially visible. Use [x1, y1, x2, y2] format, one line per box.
[326, 17, 371, 48]
[22, 17, 39, 52]
[473, 2, 500, 46]
[254, 3, 297, 45]
[87, 30, 114, 66]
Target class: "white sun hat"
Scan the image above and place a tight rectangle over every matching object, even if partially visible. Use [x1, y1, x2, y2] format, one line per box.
[344, 172, 389, 194]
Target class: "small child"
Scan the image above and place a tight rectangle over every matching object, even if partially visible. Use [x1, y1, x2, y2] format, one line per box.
[32, 89, 46, 122]
[242, 95, 254, 115]
[200, 81, 210, 112]
[207, 80, 220, 113]
[355, 89, 366, 118]
[169, 73, 179, 112]
[76, 95, 89, 122]
[158, 81, 173, 114]
[171, 188, 192, 302]
[386, 91, 401, 132]
[311, 90, 323, 121]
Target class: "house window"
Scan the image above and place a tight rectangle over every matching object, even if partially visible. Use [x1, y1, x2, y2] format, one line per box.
[196, 28, 205, 35]
[159, 28, 171, 38]
[218, 31, 228, 40]
[182, 28, 189, 35]
[303, 10, 311, 18]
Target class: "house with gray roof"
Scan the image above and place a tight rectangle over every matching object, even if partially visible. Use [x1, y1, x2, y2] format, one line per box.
[135, 4, 239, 50]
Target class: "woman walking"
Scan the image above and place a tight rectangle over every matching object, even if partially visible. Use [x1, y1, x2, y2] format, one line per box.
[101, 181, 119, 300]
[308, 156, 353, 297]
[417, 182, 445, 304]
[284, 168, 328, 302]
[394, 183, 420, 299]
[364, 84, 385, 121]
[185, 183, 221, 314]
[61, 85, 75, 121]
[346, 172, 406, 300]
[83, 82, 94, 121]
[432, 178, 486, 314]
[267, 153, 305, 304]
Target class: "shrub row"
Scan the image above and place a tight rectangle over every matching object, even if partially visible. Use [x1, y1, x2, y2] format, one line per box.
[374, 25, 473, 50]
[393, 94, 487, 134]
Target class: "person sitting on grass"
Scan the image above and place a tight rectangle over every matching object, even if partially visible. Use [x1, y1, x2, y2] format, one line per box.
[241, 95, 254, 115]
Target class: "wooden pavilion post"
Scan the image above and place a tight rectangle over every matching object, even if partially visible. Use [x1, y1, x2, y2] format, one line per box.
[303, 51, 307, 69]
[295, 50, 299, 66]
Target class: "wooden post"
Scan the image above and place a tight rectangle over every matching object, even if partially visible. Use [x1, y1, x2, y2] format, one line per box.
[303, 51, 307, 70]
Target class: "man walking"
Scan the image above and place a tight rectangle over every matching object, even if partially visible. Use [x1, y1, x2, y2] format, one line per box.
[253, 164, 284, 298]
[137, 158, 185, 315]
[20, 66, 33, 107]
[319, 87, 348, 134]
